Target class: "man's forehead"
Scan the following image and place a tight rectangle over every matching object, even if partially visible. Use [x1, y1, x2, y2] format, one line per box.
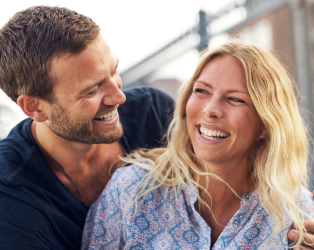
[49, 37, 113, 80]
[51, 37, 109, 63]
[49, 37, 119, 98]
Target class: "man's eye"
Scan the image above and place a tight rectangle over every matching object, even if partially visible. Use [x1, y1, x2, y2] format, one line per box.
[87, 89, 98, 96]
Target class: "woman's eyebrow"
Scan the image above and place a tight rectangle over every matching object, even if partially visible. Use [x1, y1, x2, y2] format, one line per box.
[194, 80, 213, 89]
[227, 90, 250, 95]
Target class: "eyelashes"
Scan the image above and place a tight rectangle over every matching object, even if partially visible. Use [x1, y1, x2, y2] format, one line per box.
[228, 97, 246, 104]
[193, 88, 247, 104]
[194, 88, 207, 94]
[87, 87, 100, 96]
[86, 71, 119, 97]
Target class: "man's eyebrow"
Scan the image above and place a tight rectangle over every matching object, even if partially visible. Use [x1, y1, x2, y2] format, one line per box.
[78, 57, 120, 96]
[194, 80, 250, 95]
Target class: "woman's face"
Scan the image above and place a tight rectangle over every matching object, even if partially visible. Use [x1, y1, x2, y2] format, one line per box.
[186, 55, 264, 165]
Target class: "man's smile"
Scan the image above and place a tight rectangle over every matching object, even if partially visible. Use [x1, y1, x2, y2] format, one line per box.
[94, 109, 118, 122]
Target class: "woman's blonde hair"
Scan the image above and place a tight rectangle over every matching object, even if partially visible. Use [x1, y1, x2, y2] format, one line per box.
[123, 41, 310, 248]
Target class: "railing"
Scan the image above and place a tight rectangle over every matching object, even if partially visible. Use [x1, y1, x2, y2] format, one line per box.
[120, 0, 291, 88]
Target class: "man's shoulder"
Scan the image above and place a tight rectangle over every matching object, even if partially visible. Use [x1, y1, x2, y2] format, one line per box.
[120, 87, 174, 115]
[0, 118, 34, 149]
[122, 86, 173, 102]
[118, 87, 174, 153]
[0, 118, 37, 184]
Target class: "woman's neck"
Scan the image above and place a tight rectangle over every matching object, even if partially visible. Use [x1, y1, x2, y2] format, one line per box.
[194, 159, 256, 247]
[197, 158, 255, 198]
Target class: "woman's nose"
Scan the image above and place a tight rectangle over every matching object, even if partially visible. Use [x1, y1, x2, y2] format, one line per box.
[203, 97, 223, 119]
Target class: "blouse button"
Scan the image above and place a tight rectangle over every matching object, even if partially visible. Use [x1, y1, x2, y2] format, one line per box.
[245, 194, 250, 200]
[233, 219, 239, 225]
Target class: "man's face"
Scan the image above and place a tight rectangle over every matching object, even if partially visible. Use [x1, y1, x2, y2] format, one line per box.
[46, 36, 126, 144]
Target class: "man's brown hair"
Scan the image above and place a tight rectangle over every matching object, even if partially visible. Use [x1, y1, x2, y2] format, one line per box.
[0, 6, 100, 103]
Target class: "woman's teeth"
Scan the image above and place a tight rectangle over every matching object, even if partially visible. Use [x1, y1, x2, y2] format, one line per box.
[95, 109, 117, 121]
[199, 126, 229, 140]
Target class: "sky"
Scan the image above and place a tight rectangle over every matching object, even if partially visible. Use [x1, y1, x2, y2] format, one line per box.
[0, 0, 232, 138]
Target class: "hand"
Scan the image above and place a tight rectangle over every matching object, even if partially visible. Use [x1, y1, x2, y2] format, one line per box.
[287, 191, 314, 249]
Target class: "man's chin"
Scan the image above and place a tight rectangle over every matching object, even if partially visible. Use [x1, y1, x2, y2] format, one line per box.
[90, 130, 123, 144]
[55, 132, 123, 144]
[50, 124, 124, 144]
[95, 123, 124, 144]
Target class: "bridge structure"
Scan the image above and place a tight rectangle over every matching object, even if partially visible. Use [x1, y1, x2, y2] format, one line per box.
[120, 0, 314, 189]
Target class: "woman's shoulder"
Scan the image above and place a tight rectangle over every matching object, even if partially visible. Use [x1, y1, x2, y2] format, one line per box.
[111, 164, 149, 184]
[299, 186, 314, 217]
[300, 186, 314, 202]
[90, 165, 150, 212]
[104, 164, 150, 195]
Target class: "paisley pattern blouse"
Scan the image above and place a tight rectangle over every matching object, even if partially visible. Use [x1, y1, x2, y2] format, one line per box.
[82, 165, 314, 250]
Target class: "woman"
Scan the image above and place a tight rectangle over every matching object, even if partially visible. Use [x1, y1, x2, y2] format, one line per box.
[82, 41, 314, 249]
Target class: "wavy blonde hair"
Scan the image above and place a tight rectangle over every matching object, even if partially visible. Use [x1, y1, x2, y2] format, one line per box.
[122, 41, 310, 248]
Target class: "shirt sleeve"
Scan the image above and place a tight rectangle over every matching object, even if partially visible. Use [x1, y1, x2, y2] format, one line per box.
[0, 191, 54, 250]
[81, 171, 125, 250]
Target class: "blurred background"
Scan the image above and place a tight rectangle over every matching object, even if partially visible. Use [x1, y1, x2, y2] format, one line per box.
[1, 0, 313, 137]
[1, 0, 314, 136]
[1, 0, 314, 185]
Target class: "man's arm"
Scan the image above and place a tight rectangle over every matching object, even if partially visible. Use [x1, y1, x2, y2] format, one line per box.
[287, 191, 314, 249]
[0, 192, 53, 249]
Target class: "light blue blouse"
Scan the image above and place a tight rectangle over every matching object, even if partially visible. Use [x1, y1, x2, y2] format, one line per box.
[82, 165, 314, 249]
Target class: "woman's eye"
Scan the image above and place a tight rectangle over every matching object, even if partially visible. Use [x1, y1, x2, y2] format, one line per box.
[228, 97, 246, 103]
[194, 88, 207, 94]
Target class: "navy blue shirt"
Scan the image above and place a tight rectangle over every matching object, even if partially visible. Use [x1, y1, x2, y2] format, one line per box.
[0, 87, 174, 250]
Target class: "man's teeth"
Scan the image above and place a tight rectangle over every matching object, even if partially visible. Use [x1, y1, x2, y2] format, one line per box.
[96, 109, 117, 121]
[199, 126, 229, 139]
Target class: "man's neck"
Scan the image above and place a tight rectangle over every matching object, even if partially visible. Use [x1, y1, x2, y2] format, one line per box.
[31, 121, 124, 206]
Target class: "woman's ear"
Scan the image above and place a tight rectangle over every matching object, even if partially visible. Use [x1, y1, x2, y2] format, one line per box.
[17, 95, 48, 122]
[259, 124, 267, 139]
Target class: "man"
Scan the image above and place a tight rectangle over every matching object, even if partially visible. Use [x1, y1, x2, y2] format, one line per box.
[0, 6, 173, 249]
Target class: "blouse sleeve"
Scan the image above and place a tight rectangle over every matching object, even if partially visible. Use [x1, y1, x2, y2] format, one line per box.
[81, 170, 125, 250]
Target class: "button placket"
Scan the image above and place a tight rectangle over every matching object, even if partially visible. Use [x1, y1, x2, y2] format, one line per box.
[233, 218, 239, 225]
[215, 243, 222, 249]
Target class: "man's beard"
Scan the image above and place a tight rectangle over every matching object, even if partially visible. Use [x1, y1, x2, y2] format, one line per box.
[48, 102, 123, 144]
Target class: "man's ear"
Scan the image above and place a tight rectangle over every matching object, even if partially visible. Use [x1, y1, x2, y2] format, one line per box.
[17, 95, 48, 122]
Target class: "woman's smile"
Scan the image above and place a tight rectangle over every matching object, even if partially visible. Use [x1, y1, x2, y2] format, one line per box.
[196, 124, 230, 144]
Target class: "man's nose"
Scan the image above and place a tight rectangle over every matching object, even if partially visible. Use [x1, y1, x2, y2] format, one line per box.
[101, 76, 126, 105]
[203, 96, 223, 119]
